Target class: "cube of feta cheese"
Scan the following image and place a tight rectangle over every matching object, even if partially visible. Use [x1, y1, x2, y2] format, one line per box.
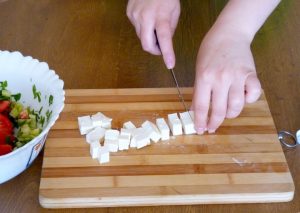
[120, 128, 133, 137]
[135, 134, 151, 149]
[101, 118, 112, 129]
[130, 128, 145, 148]
[123, 121, 136, 129]
[104, 139, 119, 152]
[129, 127, 150, 149]
[98, 145, 110, 164]
[86, 127, 106, 143]
[141, 120, 161, 143]
[118, 134, 130, 150]
[90, 141, 101, 159]
[179, 111, 196, 135]
[91, 112, 104, 127]
[91, 112, 112, 129]
[78, 115, 94, 135]
[104, 129, 120, 140]
[156, 118, 170, 141]
[168, 113, 183, 136]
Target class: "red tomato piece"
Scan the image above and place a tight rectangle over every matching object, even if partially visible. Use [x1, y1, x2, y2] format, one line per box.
[0, 144, 12, 156]
[0, 114, 13, 132]
[0, 100, 10, 113]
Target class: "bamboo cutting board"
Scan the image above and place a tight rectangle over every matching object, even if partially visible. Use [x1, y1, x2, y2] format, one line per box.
[39, 88, 294, 208]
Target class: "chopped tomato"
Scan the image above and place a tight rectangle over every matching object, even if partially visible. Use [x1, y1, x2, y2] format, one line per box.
[19, 110, 29, 119]
[0, 100, 10, 113]
[0, 114, 13, 132]
[0, 144, 12, 156]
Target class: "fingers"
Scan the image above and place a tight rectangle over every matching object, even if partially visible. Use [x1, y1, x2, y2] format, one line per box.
[207, 84, 230, 133]
[245, 74, 262, 103]
[193, 81, 211, 134]
[140, 23, 161, 55]
[156, 20, 176, 69]
[226, 82, 245, 119]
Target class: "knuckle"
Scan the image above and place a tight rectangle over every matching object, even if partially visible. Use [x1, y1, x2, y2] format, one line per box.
[197, 69, 214, 84]
[132, 11, 139, 21]
[217, 69, 232, 83]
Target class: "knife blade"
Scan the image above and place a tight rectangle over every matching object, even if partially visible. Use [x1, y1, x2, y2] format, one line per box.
[169, 68, 189, 111]
[169, 68, 194, 121]
[154, 31, 192, 119]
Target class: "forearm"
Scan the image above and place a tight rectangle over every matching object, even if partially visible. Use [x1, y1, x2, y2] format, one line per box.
[211, 0, 281, 42]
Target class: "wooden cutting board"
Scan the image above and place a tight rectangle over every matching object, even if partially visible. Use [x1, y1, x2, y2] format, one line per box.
[39, 88, 294, 208]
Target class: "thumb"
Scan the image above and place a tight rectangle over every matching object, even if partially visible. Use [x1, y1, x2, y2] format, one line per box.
[245, 73, 262, 103]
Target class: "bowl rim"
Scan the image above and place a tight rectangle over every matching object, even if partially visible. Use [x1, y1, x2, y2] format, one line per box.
[0, 50, 65, 159]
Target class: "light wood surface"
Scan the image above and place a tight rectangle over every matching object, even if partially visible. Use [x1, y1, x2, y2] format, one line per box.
[39, 88, 294, 208]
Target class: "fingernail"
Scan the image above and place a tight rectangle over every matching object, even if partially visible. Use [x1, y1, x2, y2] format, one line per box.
[208, 129, 216, 134]
[166, 57, 174, 69]
[197, 128, 205, 135]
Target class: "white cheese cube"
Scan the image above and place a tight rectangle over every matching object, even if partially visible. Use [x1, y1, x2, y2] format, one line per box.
[179, 111, 196, 134]
[118, 134, 130, 150]
[120, 128, 133, 137]
[91, 112, 112, 129]
[86, 127, 106, 143]
[91, 112, 104, 127]
[156, 118, 170, 140]
[168, 113, 183, 136]
[130, 128, 144, 148]
[135, 134, 151, 149]
[130, 136, 137, 148]
[104, 139, 119, 152]
[101, 118, 112, 129]
[90, 141, 101, 159]
[123, 121, 136, 129]
[130, 128, 151, 149]
[104, 129, 120, 140]
[98, 145, 110, 164]
[78, 115, 94, 135]
[141, 120, 161, 143]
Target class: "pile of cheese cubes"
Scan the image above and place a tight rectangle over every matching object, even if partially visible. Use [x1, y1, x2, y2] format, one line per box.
[78, 111, 196, 164]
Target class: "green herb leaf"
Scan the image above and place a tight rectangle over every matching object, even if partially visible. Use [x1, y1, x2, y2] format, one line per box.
[32, 84, 41, 103]
[49, 95, 54, 106]
[46, 110, 52, 122]
[38, 106, 43, 115]
[40, 116, 45, 127]
[12, 93, 21, 102]
[0, 81, 8, 90]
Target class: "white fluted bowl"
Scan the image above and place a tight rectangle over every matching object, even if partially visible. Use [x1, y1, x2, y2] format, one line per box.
[0, 51, 65, 184]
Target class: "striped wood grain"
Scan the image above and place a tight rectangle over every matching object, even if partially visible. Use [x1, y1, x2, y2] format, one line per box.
[39, 88, 295, 208]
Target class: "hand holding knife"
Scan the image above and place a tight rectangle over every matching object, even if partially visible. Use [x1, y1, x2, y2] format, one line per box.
[154, 31, 193, 120]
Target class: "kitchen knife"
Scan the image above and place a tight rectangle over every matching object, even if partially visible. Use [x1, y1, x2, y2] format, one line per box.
[154, 30, 191, 117]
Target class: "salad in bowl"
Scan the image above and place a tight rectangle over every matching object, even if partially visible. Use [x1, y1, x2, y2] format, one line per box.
[0, 51, 65, 184]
